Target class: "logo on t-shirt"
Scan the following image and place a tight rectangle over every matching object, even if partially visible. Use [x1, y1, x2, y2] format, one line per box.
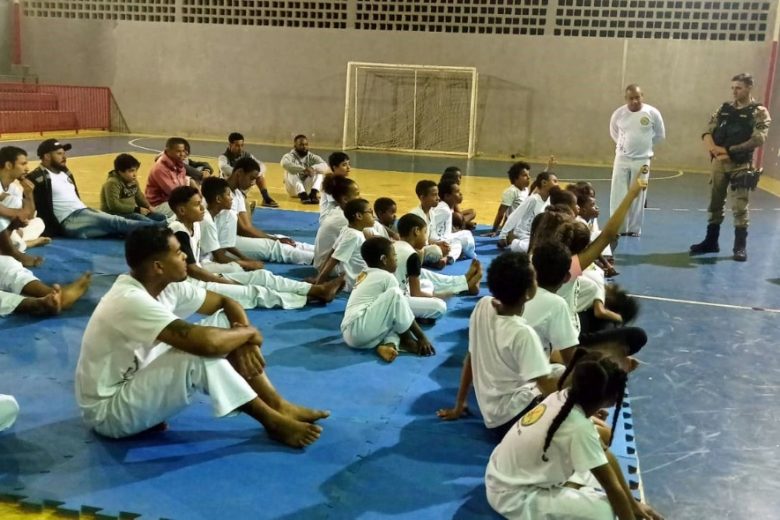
[640, 116, 650, 126]
[354, 271, 368, 287]
[520, 403, 547, 426]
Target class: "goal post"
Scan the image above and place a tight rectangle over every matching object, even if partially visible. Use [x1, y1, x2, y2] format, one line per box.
[342, 62, 478, 158]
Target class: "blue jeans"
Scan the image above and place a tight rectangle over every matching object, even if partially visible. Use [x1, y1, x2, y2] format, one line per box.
[61, 208, 162, 239]
[117, 211, 169, 223]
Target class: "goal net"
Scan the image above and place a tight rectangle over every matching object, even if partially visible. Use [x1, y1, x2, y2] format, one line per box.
[342, 62, 478, 157]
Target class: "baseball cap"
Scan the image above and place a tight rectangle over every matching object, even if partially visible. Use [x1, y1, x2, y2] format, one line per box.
[578, 326, 648, 355]
[37, 139, 72, 158]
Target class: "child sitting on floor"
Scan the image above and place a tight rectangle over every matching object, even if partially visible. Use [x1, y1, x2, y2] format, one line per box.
[365, 197, 399, 240]
[393, 213, 482, 321]
[314, 176, 360, 270]
[436, 252, 559, 439]
[485, 161, 531, 237]
[341, 236, 435, 363]
[485, 350, 663, 520]
[410, 180, 453, 268]
[320, 151, 351, 222]
[315, 198, 374, 291]
[440, 167, 477, 230]
[435, 179, 477, 260]
[498, 171, 559, 252]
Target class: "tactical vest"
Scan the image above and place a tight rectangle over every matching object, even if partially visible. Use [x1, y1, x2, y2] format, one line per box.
[711, 102, 760, 164]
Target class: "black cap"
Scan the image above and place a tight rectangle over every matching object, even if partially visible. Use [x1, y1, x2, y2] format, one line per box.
[579, 326, 648, 355]
[37, 139, 72, 158]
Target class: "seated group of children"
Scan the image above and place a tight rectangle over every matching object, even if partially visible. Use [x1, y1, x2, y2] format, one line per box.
[0, 137, 663, 518]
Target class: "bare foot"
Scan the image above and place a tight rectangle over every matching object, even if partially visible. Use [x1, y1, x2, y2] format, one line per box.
[278, 400, 330, 423]
[309, 274, 345, 303]
[466, 262, 483, 295]
[18, 287, 62, 316]
[26, 237, 52, 249]
[265, 412, 323, 448]
[376, 344, 398, 363]
[61, 272, 92, 310]
[16, 252, 43, 268]
[465, 259, 480, 279]
[433, 259, 447, 270]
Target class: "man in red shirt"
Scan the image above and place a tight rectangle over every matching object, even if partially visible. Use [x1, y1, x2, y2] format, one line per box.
[145, 137, 197, 217]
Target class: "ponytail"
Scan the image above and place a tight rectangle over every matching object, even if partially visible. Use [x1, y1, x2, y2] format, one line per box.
[529, 171, 554, 193]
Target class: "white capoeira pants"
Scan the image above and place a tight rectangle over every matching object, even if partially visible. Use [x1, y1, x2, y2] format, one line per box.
[423, 232, 476, 264]
[486, 481, 613, 520]
[0, 255, 38, 294]
[509, 237, 530, 253]
[341, 287, 415, 350]
[610, 156, 650, 235]
[0, 290, 25, 317]
[284, 172, 324, 197]
[87, 312, 257, 439]
[406, 271, 468, 319]
[235, 236, 314, 265]
[189, 268, 311, 310]
[0, 394, 19, 431]
[11, 218, 45, 252]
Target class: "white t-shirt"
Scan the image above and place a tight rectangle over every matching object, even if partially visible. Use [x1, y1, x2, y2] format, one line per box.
[342, 267, 398, 327]
[216, 209, 239, 249]
[331, 226, 367, 291]
[610, 103, 665, 160]
[410, 206, 434, 244]
[523, 287, 579, 353]
[199, 211, 221, 263]
[431, 201, 454, 239]
[319, 192, 338, 222]
[469, 296, 552, 428]
[392, 240, 422, 293]
[485, 390, 608, 492]
[364, 221, 390, 239]
[556, 277, 582, 334]
[48, 169, 86, 222]
[75, 274, 206, 424]
[499, 192, 548, 241]
[501, 185, 528, 215]
[231, 188, 247, 215]
[0, 181, 23, 232]
[314, 208, 347, 270]
[169, 219, 202, 267]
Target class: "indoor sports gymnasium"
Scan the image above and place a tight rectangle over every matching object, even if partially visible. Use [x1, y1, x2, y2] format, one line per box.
[1, 0, 779, 518]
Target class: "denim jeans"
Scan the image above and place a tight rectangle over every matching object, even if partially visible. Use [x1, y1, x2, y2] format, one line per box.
[61, 208, 162, 239]
[117, 211, 169, 224]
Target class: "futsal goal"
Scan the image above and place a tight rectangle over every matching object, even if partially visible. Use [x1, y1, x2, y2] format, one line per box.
[342, 62, 478, 158]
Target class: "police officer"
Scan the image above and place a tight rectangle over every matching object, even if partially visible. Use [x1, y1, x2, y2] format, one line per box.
[690, 73, 771, 262]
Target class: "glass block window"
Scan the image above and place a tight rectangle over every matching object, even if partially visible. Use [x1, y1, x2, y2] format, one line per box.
[553, 0, 772, 41]
[23, 0, 176, 22]
[355, 0, 548, 36]
[181, 0, 348, 29]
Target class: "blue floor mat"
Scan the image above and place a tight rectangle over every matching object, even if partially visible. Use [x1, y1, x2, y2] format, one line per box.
[0, 209, 641, 519]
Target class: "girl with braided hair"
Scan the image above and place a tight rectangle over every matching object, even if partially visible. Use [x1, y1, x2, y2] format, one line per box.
[485, 350, 663, 520]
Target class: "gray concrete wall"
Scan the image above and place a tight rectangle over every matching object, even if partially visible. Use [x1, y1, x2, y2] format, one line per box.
[0, 0, 12, 74]
[19, 16, 775, 170]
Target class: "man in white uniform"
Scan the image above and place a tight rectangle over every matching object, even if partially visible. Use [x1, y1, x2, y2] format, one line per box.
[280, 135, 327, 204]
[74, 226, 327, 448]
[609, 84, 665, 236]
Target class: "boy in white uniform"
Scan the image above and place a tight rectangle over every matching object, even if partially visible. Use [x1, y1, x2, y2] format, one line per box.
[498, 172, 559, 253]
[437, 252, 559, 438]
[394, 213, 482, 320]
[368, 198, 399, 240]
[609, 84, 665, 236]
[280, 134, 327, 204]
[435, 179, 477, 260]
[486, 161, 531, 237]
[168, 186, 341, 310]
[341, 237, 435, 363]
[74, 226, 327, 448]
[226, 157, 314, 265]
[315, 198, 373, 291]
[314, 177, 360, 270]
[319, 152, 351, 222]
[410, 180, 453, 267]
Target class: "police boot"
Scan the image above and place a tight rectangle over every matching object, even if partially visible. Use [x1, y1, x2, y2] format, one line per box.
[690, 224, 720, 255]
[733, 227, 747, 262]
